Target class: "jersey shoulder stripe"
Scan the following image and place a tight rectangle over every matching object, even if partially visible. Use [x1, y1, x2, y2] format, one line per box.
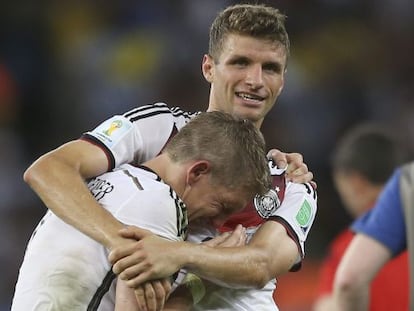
[125, 103, 172, 123]
[123, 102, 169, 119]
[123, 102, 197, 124]
[170, 106, 200, 118]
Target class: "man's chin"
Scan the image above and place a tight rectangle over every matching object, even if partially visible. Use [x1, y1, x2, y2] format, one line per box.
[233, 108, 262, 122]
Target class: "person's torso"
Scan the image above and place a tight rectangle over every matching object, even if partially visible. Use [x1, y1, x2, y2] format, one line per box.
[11, 165, 187, 311]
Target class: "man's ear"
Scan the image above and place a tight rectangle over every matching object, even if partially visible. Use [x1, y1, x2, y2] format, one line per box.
[202, 54, 214, 83]
[187, 160, 211, 185]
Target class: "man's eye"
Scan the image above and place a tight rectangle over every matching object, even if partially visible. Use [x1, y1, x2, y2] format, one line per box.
[263, 63, 282, 74]
[231, 59, 249, 66]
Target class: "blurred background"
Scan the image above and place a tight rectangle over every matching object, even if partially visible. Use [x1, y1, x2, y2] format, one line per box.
[1, 0, 413, 310]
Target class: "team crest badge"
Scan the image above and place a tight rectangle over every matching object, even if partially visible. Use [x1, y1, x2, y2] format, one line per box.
[254, 188, 281, 219]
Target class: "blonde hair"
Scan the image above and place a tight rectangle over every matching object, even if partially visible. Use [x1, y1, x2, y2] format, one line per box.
[209, 3, 290, 63]
[164, 111, 271, 197]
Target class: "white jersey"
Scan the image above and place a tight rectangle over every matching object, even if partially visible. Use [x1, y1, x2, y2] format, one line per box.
[185, 181, 317, 311]
[82, 102, 197, 169]
[11, 164, 187, 311]
[81, 102, 318, 309]
[81, 103, 316, 255]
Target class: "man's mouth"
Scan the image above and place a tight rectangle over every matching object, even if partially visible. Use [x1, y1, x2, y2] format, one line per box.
[236, 92, 265, 103]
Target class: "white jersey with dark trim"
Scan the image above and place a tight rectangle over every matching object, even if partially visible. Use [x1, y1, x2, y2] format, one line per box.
[81, 103, 317, 264]
[82, 102, 198, 170]
[11, 164, 187, 311]
[181, 173, 317, 311]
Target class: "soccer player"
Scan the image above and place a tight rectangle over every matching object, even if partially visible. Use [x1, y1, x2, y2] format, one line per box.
[313, 123, 409, 311]
[12, 111, 271, 311]
[22, 3, 317, 310]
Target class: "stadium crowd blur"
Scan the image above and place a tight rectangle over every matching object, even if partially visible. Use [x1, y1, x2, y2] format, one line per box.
[1, 0, 413, 310]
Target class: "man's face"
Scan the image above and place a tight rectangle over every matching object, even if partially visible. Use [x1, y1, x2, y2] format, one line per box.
[333, 170, 371, 218]
[183, 175, 249, 228]
[204, 33, 287, 128]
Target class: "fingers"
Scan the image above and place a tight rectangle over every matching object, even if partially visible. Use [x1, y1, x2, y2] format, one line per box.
[143, 282, 157, 311]
[125, 270, 153, 288]
[151, 280, 170, 310]
[201, 232, 231, 247]
[160, 278, 172, 300]
[268, 149, 314, 184]
[110, 246, 147, 274]
[135, 286, 147, 311]
[310, 180, 318, 190]
[201, 225, 246, 248]
[135, 280, 170, 311]
[267, 149, 287, 169]
[108, 243, 139, 265]
[119, 226, 154, 240]
[287, 169, 314, 184]
[218, 225, 246, 247]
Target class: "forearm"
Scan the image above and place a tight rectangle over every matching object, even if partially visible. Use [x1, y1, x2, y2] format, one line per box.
[332, 234, 391, 311]
[180, 222, 298, 288]
[24, 144, 125, 249]
[182, 243, 271, 288]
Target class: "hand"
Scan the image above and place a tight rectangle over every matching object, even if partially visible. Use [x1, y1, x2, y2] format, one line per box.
[109, 225, 154, 263]
[203, 224, 246, 248]
[267, 149, 316, 186]
[108, 226, 183, 287]
[134, 279, 172, 311]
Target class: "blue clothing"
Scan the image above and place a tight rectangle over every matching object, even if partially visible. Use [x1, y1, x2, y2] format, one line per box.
[352, 168, 407, 257]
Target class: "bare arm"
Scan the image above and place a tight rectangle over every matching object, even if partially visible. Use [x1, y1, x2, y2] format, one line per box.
[115, 279, 140, 311]
[332, 233, 392, 311]
[23, 140, 128, 250]
[185, 220, 298, 287]
[110, 220, 298, 288]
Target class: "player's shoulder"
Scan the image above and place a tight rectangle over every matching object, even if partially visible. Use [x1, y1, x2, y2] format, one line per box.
[122, 102, 197, 123]
[122, 102, 171, 120]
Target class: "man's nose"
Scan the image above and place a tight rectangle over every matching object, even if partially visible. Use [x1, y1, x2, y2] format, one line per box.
[245, 64, 264, 89]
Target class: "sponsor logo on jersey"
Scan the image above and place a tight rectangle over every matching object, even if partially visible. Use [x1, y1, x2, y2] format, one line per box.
[254, 188, 281, 219]
[91, 116, 132, 147]
[296, 199, 313, 234]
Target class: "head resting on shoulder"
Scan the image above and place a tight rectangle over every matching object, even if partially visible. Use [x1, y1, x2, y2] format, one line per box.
[163, 111, 271, 199]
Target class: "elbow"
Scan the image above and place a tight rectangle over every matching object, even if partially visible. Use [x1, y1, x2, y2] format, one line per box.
[248, 259, 274, 289]
[246, 245, 295, 289]
[23, 159, 41, 187]
[335, 275, 354, 295]
[333, 269, 363, 300]
[254, 275, 270, 289]
[23, 153, 56, 188]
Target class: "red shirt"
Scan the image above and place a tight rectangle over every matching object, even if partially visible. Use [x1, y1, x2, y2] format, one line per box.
[316, 228, 409, 311]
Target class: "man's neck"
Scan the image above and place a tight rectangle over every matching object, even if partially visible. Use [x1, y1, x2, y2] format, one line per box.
[144, 155, 185, 199]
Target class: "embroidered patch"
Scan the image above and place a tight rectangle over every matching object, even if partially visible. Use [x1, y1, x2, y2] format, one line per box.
[91, 116, 132, 148]
[296, 199, 312, 228]
[254, 188, 281, 219]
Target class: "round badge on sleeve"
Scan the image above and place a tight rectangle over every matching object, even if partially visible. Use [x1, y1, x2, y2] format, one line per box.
[254, 188, 281, 219]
